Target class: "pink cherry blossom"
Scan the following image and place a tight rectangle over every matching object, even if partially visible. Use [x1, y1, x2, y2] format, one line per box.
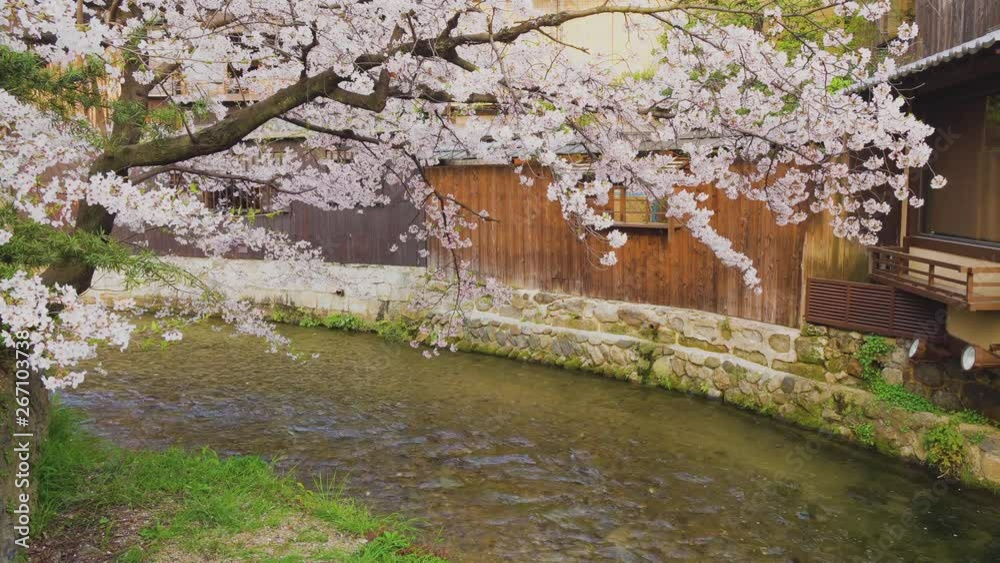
[0, 1, 939, 384]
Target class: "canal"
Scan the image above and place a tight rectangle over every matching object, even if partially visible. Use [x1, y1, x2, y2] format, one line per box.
[63, 322, 1000, 561]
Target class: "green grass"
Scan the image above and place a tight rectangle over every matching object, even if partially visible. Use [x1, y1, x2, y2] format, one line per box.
[278, 308, 417, 345]
[853, 422, 876, 447]
[952, 409, 996, 427]
[36, 405, 447, 561]
[857, 336, 941, 414]
[867, 377, 940, 413]
[924, 422, 967, 477]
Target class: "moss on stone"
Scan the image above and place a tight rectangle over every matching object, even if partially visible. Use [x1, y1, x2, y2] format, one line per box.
[824, 356, 845, 373]
[794, 336, 827, 365]
[678, 336, 728, 353]
[782, 407, 829, 431]
[267, 304, 308, 325]
[874, 437, 901, 457]
[718, 317, 733, 340]
[560, 318, 600, 331]
[758, 400, 778, 417]
[722, 361, 747, 377]
[638, 342, 658, 356]
[605, 323, 630, 335]
[638, 326, 659, 341]
[733, 348, 767, 366]
[726, 392, 762, 412]
[773, 360, 828, 381]
[801, 323, 826, 337]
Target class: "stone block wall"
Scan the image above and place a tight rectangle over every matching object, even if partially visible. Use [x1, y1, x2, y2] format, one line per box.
[87, 272, 1000, 487]
[489, 290, 1000, 421]
[491, 290, 886, 387]
[802, 324, 1000, 421]
[902, 360, 1000, 420]
[430, 290, 1000, 488]
[779, 326, 1000, 420]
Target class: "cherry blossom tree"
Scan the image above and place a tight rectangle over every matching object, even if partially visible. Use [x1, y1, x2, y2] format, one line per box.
[0, 0, 944, 388]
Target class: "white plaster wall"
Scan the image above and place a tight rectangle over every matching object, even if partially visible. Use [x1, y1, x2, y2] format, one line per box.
[87, 257, 425, 321]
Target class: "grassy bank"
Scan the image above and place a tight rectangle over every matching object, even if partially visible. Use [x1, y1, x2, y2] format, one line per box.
[31, 405, 448, 562]
[266, 307, 417, 345]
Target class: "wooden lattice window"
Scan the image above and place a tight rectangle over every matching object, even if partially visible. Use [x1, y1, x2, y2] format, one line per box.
[607, 186, 671, 228]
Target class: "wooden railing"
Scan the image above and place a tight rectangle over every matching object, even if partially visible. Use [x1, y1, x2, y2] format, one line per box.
[869, 247, 1000, 311]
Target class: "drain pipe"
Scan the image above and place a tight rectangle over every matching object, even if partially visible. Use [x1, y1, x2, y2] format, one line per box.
[907, 338, 952, 362]
[961, 344, 1000, 371]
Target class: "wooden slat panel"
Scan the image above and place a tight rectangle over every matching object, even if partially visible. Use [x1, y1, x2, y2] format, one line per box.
[117, 183, 426, 267]
[427, 165, 808, 327]
[913, 0, 1000, 59]
[805, 278, 947, 341]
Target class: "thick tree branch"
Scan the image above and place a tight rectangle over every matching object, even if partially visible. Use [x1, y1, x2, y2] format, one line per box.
[279, 117, 380, 144]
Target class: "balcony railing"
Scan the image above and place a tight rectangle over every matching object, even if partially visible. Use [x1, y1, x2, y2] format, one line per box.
[869, 247, 1000, 311]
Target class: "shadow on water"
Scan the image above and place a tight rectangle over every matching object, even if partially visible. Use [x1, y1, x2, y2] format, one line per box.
[63, 322, 1000, 562]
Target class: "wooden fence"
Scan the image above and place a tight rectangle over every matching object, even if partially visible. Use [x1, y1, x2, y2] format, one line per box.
[119, 184, 426, 267]
[913, 0, 1000, 58]
[427, 165, 809, 327]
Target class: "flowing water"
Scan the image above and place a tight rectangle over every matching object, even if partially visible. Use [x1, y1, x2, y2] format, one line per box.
[63, 322, 1000, 562]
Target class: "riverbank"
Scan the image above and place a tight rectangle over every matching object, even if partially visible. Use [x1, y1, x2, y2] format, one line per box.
[80, 282, 1000, 492]
[51, 320, 1000, 560]
[435, 300, 1000, 493]
[256, 300, 1000, 492]
[30, 405, 448, 562]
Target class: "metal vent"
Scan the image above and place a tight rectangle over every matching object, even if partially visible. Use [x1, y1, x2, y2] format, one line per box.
[805, 278, 947, 342]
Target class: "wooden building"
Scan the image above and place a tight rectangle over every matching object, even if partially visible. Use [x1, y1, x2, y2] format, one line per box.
[858, 27, 1000, 362]
[428, 165, 824, 328]
[128, 0, 998, 342]
[126, 182, 426, 268]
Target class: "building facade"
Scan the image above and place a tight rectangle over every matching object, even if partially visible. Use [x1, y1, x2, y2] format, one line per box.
[116, 0, 1000, 421]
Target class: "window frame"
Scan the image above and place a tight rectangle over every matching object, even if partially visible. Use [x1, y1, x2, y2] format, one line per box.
[905, 80, 1000, 262]
[604, 185, 675, 231]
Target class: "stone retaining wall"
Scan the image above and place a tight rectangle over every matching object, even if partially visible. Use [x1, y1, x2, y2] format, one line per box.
[901, 359, 1000, 420]
[87, 270, 1000, 488]
[485, 289, 1000, 418]
[88, 257, 424, 322]
[436, 291, 1000, 488]
[489, 290, 908, 385]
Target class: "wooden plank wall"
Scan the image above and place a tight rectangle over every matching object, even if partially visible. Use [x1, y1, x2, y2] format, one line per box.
[122, 184, 425, 267]
[427, 165, 808, 327]
[800, 213, 870, 284]
[914, 0, 1000, 57]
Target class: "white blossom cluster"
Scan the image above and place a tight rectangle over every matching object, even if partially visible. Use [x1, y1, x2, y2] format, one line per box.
[0, 1, 947, 381]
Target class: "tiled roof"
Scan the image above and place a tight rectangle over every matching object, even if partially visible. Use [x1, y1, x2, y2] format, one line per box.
[851, 29, 1000, 91]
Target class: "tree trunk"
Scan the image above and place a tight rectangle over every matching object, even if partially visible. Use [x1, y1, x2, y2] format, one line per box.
[0, 352, 51, 561]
